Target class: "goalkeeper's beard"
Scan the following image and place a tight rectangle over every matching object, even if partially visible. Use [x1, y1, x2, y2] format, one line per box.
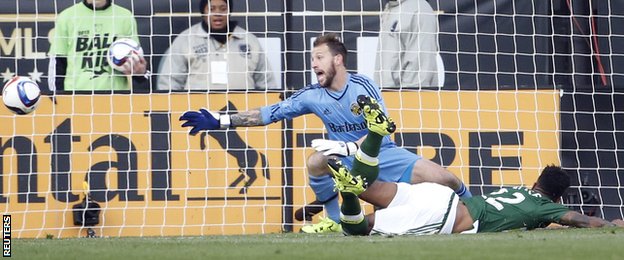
[318, 64, 337, 88]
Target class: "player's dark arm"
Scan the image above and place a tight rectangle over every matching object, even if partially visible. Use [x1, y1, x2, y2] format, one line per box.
[558, 211, 617, 228]
[230, 109, 266, 127]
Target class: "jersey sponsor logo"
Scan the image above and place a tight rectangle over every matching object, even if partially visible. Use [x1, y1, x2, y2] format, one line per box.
[327, 121, 367, 133]
[350, 102, 362, 116]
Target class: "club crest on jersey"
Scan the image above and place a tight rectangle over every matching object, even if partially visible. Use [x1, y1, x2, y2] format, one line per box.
[350, 102, 362, 116]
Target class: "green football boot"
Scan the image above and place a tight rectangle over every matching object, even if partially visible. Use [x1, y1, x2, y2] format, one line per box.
[356, 95, 396, 136]
[327, 158, 366, 196]
[300, 217, 342, 233]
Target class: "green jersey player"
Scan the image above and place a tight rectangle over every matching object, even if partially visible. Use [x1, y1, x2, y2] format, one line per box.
[325, 95, 624, 236]
[463, 185, 570, 232]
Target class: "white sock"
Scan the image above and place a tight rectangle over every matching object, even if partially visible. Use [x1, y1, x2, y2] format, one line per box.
[340, 211, 365, 224]
[355, 149, 379, 166]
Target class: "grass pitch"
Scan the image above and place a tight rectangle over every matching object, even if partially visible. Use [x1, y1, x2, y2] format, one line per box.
[15, 228, 624, 259]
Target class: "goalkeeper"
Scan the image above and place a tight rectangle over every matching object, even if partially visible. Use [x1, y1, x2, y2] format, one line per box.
[179, 33, 472, 233]
[329, 95, 624, 236]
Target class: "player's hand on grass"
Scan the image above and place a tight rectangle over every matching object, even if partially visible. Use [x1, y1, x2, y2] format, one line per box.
[311, 139, 358, 157]
[179, 109, 231, 135]
[612, 219, 624, 227]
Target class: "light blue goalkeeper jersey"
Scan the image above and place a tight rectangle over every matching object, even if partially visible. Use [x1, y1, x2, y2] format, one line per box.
[260, 73, 396, 148]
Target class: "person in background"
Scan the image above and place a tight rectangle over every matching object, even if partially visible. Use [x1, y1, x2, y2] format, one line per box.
[375, 0, 439, 88]
[48, 0, 147, 91]
[157, 0, 277, 91]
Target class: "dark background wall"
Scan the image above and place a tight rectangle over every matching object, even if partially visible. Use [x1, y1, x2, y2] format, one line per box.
[3, 0, 623, 91]
[1, 0, 623, 219]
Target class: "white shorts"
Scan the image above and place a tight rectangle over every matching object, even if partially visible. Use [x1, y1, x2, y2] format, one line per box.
[370, 182, 458, 236]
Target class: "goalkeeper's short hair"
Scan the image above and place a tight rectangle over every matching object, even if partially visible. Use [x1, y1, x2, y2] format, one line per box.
[313, 33, 348, 64]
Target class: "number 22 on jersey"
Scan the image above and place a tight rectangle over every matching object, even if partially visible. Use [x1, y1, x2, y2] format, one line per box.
[484, 188, 526, 211]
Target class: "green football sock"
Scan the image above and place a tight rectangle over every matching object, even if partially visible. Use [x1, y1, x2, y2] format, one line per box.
[359, 132, 383, 157]
[339, 192, 369, 235]
[351, 132, 382, 184]
[340, 192, 361, 215]
[339, 131, 384, 235]
[341, 218, 369, 236]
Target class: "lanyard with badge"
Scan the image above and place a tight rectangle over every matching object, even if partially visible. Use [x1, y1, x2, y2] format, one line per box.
[209, 34, 230, 85]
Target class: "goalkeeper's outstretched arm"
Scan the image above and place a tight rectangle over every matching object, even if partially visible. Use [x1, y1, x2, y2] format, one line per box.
[179, 108, 266, 135]
[180, 90, 310, 135]
[230, 109, 265, 127]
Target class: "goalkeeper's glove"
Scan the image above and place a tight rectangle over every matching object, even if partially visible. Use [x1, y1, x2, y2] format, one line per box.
[311, 139, 359, 157]
[179, 108, 231, 135]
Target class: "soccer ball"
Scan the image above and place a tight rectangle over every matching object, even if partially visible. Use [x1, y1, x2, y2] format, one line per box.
[107, 38, 144, 72]
[2, 76, 41, 115]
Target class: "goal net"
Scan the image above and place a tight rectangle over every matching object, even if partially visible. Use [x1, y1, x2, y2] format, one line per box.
[0, 0, 622, 238]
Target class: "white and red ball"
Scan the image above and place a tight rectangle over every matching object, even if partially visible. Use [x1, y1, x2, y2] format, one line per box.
[2, 76, 41, 115]
[107, 38, 144, 72]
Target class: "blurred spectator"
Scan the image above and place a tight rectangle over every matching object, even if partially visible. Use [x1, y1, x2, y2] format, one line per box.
[157, 0, 277, 91]
[48, 0, 147, 91]
[375, 0, 440, 88]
